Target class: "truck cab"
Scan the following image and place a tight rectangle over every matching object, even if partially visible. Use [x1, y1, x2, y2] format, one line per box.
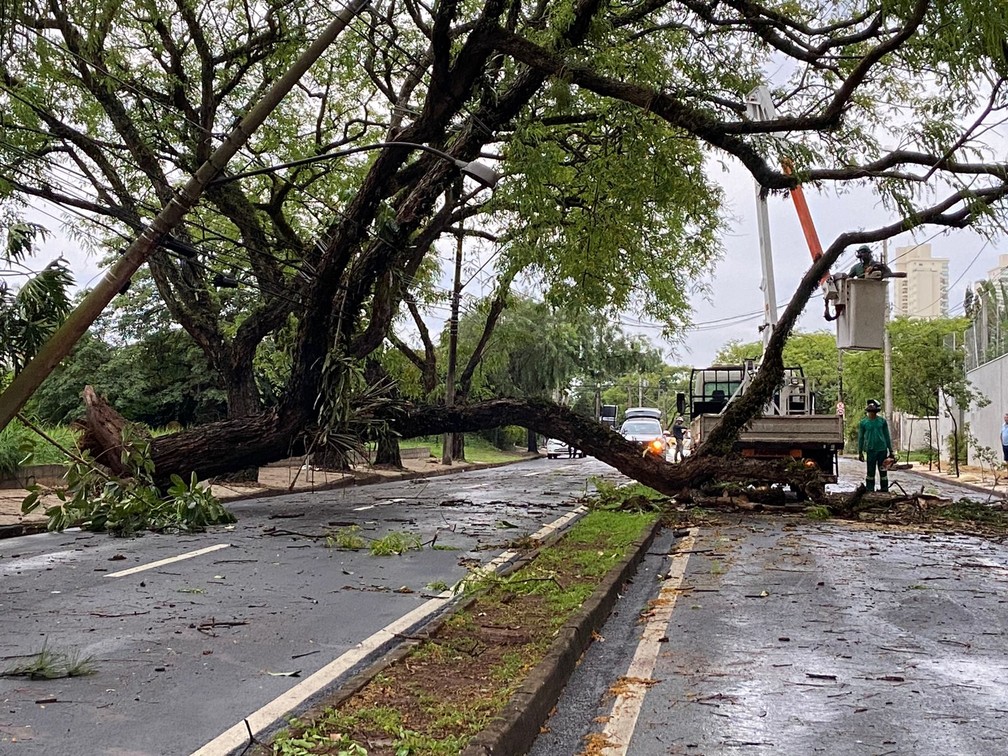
[688, 363, 815, 419]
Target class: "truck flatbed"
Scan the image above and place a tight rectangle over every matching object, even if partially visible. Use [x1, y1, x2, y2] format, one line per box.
[691, 413, 845, 481]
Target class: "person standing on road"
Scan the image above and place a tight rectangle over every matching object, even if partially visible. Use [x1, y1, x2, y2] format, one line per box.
[1001, 413, 1008, 464]
[858, 399, 894, 492]
[671, 416, 686, 462]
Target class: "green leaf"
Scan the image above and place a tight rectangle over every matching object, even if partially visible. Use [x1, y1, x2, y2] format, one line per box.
[20, 490, 40, 514]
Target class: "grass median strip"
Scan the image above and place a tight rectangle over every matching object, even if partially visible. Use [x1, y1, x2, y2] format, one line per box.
[259, 509, 657, 756]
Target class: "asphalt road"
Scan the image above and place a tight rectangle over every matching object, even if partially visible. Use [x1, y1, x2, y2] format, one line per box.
[0, 457, 608, 755]
[832, 455, 997, 501]
[3, 455, 999, 755]
[532, 459, 1008, 756]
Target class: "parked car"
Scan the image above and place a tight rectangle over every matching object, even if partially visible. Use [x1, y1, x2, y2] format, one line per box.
[545, 438, 585, 459]
[619, 408, 669, 458]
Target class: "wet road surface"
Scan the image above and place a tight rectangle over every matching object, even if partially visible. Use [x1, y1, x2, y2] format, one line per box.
[833, 455, 1000, 502]
[0, 457, 609, 755]
[533, 460, 1008, 756]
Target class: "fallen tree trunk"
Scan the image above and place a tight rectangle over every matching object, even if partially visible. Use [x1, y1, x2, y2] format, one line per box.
[78, 390, 825, 497]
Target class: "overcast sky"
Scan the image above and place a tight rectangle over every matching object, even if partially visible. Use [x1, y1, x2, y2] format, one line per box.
[669, 159, 1006, 367]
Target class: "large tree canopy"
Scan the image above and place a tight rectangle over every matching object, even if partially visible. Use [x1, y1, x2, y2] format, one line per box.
[2, 0, 1007, 484]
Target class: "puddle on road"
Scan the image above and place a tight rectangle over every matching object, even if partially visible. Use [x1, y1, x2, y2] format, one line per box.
[1, 548, 80, 575]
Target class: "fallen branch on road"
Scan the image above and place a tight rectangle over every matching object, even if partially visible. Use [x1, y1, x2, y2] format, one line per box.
[196, 619, 250, 636]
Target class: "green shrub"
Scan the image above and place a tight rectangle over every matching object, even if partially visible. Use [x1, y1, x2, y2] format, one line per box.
[943, 422, 969, 464]
[0, 422, 34, 478]
[22, 427, 235, 536]
[0, 420, 78, 477]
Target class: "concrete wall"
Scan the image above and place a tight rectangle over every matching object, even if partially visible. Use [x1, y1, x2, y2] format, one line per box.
[894, 414, 939, 454]
[959, 353, 1008, 464]
[0, 464, 65, 489]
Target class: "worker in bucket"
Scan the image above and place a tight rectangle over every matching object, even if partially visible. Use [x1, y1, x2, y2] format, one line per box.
[857, 399, 894, 492]
[847, 245, 891, 279]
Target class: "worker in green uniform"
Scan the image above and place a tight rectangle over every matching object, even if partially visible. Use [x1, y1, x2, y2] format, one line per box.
[847, 245, 891, 279]
[857, 399, 894, 492]
[847, 246, 875, 278]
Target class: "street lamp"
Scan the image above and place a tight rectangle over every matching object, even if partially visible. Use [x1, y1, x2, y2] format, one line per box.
[209, 141, 501, 190]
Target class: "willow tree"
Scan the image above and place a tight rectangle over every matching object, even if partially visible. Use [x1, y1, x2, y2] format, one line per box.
[2, 0, 1007, 492]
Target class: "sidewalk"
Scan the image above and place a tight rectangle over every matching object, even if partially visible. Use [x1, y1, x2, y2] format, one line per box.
[889, 458, 1008, 498]
[0, 451, 492, 537]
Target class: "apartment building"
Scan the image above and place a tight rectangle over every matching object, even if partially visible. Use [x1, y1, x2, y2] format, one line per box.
[891, 243, 949, 318]
[983, 253, 1008, 302]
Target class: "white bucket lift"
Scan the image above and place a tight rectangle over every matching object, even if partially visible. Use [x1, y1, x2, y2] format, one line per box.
[826, 277, 888, 350]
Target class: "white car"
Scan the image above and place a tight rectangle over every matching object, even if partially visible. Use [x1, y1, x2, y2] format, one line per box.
[619, 414, 670, 458]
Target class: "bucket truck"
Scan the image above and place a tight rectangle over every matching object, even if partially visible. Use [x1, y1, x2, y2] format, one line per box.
[685, 86, 845, 484]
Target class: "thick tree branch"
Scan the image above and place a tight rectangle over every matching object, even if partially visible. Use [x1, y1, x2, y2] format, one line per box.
[699, 179, 1008, 456]
[458, 271, 514, 398]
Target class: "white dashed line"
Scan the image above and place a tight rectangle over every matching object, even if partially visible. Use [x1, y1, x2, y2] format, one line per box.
[600, 529, 697, 755]
[353, 497, 406, 511]
[105, 543, 230, 578]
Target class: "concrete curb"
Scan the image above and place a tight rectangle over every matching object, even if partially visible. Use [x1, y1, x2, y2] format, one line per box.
[0, 521, 46, 539]
[461, 517, 663, 756]
[247, 511, 660, 756]
[909, 468, 1005, 499]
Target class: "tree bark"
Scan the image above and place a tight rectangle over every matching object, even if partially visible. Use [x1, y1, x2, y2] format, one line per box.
[77, 392, 823, 497]
[526, 427, 538, 454]
[452, 432, 465, 461]
[375, 434, 403, 467]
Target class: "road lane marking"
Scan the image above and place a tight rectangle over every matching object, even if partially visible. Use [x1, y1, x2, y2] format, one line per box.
[353, 497, 406, 511]
[530, 507, 583, 538]
[191, 507, 586, 756]
[191, 592, 454, 756]
[600, 528, 696, 755]
[105, 543, 231, 578]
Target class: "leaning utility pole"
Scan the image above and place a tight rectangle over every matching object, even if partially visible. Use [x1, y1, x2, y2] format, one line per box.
[0, 0, 369, 432]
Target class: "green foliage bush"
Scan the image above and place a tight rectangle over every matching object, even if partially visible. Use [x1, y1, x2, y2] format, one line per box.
[22, 428, 235, 536]
[477, 425, 525, 450]
[28, 332, 227, 428]
[0, 420, 77, 477]
[0, 423, 32, 478]
[946, 426, 969, 463]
